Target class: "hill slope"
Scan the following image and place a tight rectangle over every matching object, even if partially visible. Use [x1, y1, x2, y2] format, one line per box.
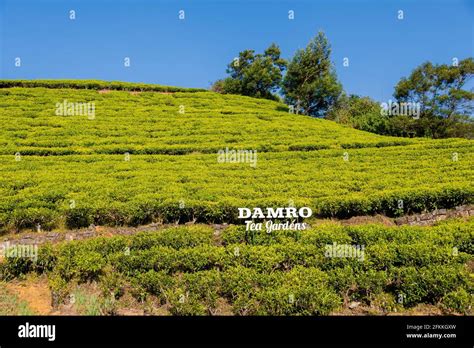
[0, 81, 473, 231]
[0, 84, 416, 155]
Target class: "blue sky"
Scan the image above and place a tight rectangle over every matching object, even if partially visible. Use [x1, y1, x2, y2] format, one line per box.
[0, 0, 473, 102]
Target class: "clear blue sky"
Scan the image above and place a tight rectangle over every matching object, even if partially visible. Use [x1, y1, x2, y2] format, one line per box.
[1, 0, 473, 102]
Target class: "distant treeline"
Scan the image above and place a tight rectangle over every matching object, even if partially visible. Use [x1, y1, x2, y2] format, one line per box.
[212, 31, 474, 139]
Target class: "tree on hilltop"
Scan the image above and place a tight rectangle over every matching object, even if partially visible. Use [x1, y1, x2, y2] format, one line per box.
[212, 43, 286, 100]
[282, 31, 342, 117]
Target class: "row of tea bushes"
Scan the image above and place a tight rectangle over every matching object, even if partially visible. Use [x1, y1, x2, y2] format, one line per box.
[1, 220, 472, 315]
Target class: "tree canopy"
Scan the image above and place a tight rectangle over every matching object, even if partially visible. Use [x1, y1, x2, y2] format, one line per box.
[393, 58, 474, 138]
[212, 33, 473, 139]
[282, 31, 342, 117]
[395, 58, 474, 120]
[212, 43, 286, 100]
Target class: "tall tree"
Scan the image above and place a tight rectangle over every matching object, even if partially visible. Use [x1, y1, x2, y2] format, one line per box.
[395, 58, 474, 119]
[393, 58, 474, 138]
[212, 44, 286, 100]
[282, 31, 342, 117]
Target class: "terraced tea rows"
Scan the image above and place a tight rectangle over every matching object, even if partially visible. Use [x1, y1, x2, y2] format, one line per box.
[0, 82, 472, 231]
[0, 86, 416, 156]
[1, 219, 472, 315]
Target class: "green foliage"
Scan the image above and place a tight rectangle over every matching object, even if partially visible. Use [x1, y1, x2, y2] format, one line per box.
[65, 207, 94, 229]
[1, 79, 473, 316]
[0, 254, 34, 280]
[1, 138, 472, 230]
[354, 269, 388, 298]
[255, 266, 342, 315]
[1, 83, 472, 230]
[99, 266, 125, 300]
[393, 58, 474, 139]
[212, 43, 286, 100]
[180, 270, 222, 313]
[441, 289, 473, 315]
[54, 243, 107, 281]
[135, 270, 175, 302]
[130, 226, 214, 250]
[395, 58, 474, 120]
[0, 79, 205, 92]
[326, 58, 474, 139]
[2, 219, 472, 315]
[326, 94, 391, 134]
[391, 265, 471, 307]
[369, 292, 399, 312]
[48, 272, 71, 307]
[166, 290, 208, 316]
[282, 31, 342, 117]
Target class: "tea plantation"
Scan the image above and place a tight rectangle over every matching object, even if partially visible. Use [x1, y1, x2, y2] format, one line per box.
[0, 81, 473, 232]
[1, 219, 472, 315]
[0, 80, 473, 315]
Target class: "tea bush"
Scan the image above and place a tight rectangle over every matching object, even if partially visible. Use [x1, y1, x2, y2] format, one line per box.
[1, 219, 472, 315]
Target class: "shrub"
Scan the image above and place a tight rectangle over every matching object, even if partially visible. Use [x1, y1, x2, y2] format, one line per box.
[256, 267, 342, 315]
[99, 266, 126, 300]
[180, 270, 221, 313]
[166, 289, 208, 316]
[135, 270, 175, 303]
[390, 265, 470, 307]
[441, 289, 473, 315]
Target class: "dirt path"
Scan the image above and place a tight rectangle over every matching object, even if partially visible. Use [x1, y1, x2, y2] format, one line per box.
[1, 223, 229, 247]
[5, 279, 52, 315]
[1, 205, 472, 248]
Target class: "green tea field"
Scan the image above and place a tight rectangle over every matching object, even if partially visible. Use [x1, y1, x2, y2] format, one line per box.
[0, 81, 472, 316]
[0, 81, 472, 232]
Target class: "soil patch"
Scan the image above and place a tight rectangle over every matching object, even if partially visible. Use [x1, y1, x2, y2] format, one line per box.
[5, 278, 52, 315]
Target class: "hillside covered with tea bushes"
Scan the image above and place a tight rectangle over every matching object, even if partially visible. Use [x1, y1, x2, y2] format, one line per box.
[0, 79, 205, 93]
[1, 219, 472, 315]
[0, 81, 473, 232]
[0, 84, 415, 156]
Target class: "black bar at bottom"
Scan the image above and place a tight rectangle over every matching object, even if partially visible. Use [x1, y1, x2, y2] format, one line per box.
[0, 316, 472, 347]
